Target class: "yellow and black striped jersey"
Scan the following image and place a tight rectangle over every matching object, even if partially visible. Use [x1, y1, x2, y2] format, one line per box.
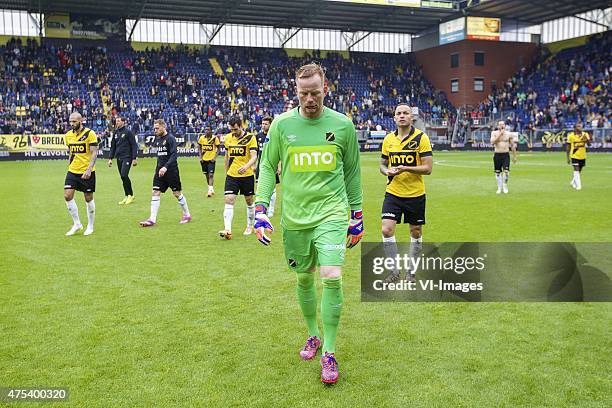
[224, 131, 258, 177]
[197, 134, 220, 161]
[567, 131, 589, 160]
[65, 127, 98, 174]
[381, 127, 432, 198]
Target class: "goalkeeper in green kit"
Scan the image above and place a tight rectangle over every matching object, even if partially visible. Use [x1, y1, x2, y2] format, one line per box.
[254, 63, 363, 384]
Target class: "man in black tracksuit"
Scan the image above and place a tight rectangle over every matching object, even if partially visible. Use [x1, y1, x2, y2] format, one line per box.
[139, 118, 191, 227]
[107, 116, 138, 204]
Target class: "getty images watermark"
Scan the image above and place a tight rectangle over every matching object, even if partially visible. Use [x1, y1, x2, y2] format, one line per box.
[372, 251, 485, 292]
[360, 242, 612, 302]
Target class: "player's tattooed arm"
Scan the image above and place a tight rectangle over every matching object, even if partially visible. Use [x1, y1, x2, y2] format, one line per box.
[83, 145, 98, 179]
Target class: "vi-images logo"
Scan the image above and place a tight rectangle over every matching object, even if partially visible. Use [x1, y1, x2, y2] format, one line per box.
[288, 145, 337, 172]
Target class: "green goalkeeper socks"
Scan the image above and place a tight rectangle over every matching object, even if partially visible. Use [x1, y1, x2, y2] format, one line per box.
[321, 277, 344, 354]
[296, 274, 344, 352]
[296, 272, 320, 338]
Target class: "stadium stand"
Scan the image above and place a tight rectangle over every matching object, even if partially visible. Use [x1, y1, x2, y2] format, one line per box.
[481, 31, 611, 132]
[2, 31, 608, 147]
[218, 47, 454, 131]
[0, 38, 110, 135]
[0, 38, 453, 139]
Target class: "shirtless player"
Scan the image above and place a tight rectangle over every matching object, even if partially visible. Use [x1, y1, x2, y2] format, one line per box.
[490, 121, 517, 194]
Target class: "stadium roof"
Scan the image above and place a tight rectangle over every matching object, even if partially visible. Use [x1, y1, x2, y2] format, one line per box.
[3, 0, 611, 35]
[464, 0, 611, 25]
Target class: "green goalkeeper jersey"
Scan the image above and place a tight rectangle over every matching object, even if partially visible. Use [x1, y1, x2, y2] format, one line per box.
[256, 107, 362, 230]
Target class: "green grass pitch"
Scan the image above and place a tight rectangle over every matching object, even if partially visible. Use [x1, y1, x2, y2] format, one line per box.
[0, 151, 610, 406]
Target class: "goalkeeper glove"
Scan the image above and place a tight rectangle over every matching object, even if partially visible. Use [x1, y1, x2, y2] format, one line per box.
[346, 209, 364, 249]
[254, 204, 274, 246]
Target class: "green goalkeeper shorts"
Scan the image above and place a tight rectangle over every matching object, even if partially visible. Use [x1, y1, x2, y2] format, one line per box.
[282, 219, 348, 273]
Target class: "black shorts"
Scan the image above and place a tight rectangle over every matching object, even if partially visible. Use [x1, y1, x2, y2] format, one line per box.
[200, 160, 216, 174]
[117, 158, 132, 178]
[153, 167, 182, 193]
[493, 152, 510, 172]
[571, 158, 586, 169]
[381, 192, 426, 225]
[64, 171, 96, 193]
[225, 174, 255, 196]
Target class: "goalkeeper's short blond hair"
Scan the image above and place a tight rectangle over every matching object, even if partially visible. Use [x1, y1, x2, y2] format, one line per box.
[296, 63, 326, 86]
